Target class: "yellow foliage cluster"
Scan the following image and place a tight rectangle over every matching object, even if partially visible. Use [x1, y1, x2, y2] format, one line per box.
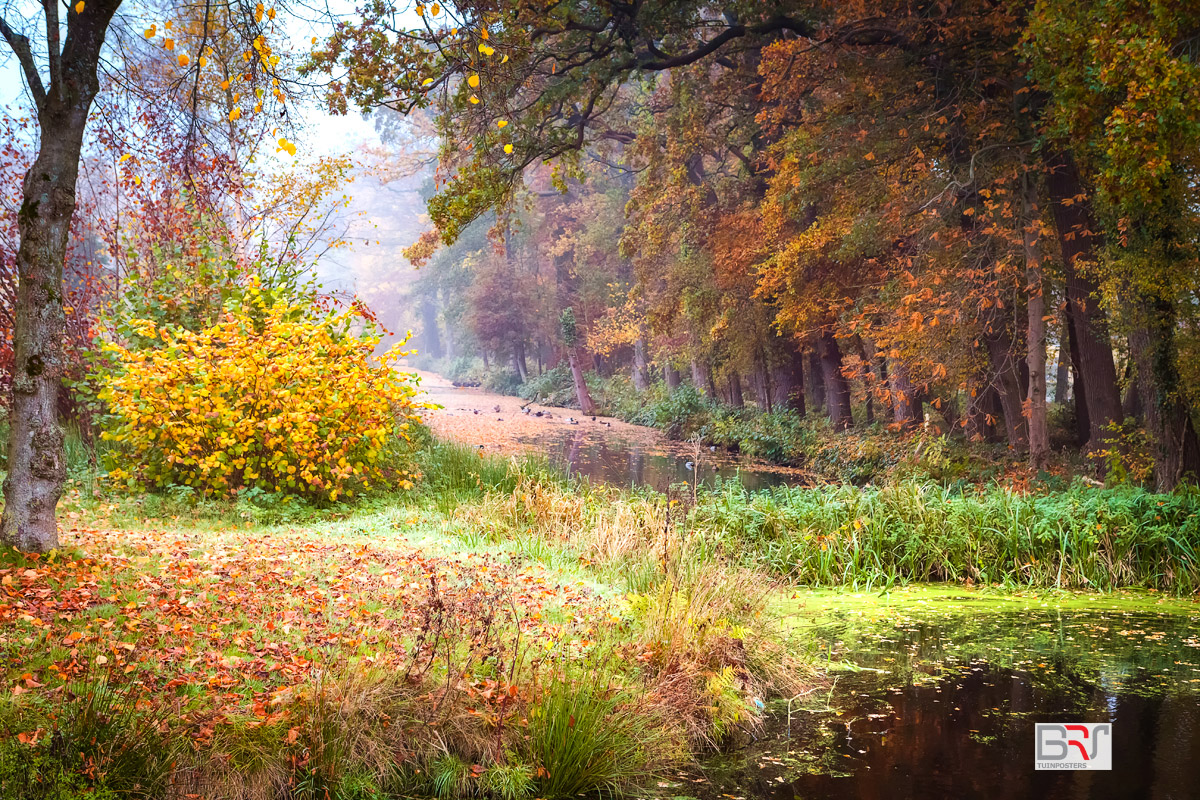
[97, 284, 429, 501]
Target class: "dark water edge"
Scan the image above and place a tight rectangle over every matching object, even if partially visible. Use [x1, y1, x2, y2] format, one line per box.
[517, 430, 793, 493]
[672, 608, 1200, 800]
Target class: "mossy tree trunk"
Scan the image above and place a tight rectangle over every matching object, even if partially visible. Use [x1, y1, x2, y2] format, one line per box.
[1, 1, 120, 553]
[1022, 174, 1049, 469]
[817, 331, 852, 430]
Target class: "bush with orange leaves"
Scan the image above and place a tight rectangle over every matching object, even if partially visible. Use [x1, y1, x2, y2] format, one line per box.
[96, 278, 428, 501]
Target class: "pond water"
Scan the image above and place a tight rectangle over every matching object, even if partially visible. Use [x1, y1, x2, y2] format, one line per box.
[678, 593, 1200, 800]
[416, 373, 800, 492]
[517, 429, 794, 493]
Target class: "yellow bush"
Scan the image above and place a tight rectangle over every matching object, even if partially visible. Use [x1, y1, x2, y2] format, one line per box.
[97, 281, 428, 501]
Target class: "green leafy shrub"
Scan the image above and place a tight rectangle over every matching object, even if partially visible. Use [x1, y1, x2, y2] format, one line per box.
[518, 365, 575, 405]
[483, 367, 523, 395]
[627, 384, 713, 438]
[446, 356, 486, 384]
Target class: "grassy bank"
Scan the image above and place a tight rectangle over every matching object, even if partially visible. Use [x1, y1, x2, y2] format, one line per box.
[425, 446, 1200, 595]
[0, 441, 809, 800]
[693, 481, 1200, 593]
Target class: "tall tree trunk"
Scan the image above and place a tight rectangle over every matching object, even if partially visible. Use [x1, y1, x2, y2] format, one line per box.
[1129, 302, 1200, 490]
[2, 143, 76, 553]
[890, 358, 920, 428]
[966, 383, 1003, 443]
[1121, 360, 1142, 422]
[771, 346, 807, 415]
[982, 307, 1029, 450]
[727, 371, 744, 407]
[567, 348, 597, 416]
[690, 359, 713, 397]
[1045, 151, 1122, 450]
[753, 356, 771, 412]
[664, 363, 681, 393]
[1022, 173, 1050, 468]
[806, 349, 825, 414]
[1064, 311, 1090, 447]
[512, 340, 529, 382]
[2, 2, 119, 552]
[817, 331, 852, 429]
[632, 337, 649, 391]
[517, 340, 529, 380]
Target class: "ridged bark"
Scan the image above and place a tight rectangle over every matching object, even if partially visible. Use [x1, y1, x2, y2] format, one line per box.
[1022, 174, 1049, 468]
[2, 1, 121, 552]
[817, 331, 852, 429]
[1045, 151, 1122, 451]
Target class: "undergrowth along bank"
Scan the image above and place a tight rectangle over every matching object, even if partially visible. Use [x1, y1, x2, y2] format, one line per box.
[436, 443, 1200, 595]
[693, 480, 1200, 593]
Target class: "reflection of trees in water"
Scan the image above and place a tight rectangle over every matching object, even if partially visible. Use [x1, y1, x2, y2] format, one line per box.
[756, 609, 1200, 800]
[541, 430, 792, 492]
[566, 430, 583, 474]
[775, 666, 1200, 800]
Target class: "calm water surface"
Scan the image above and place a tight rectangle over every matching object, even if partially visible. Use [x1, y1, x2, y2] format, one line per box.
[517, 430, 793, 493]
[683, 607, 1200, 800]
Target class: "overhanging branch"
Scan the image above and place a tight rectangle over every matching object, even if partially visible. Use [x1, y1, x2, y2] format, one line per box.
[0, 15, 47, 110]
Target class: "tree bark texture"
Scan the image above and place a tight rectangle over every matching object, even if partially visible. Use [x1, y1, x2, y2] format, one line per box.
[1045, 151, 1122, 450]
[982, 306, 1029, 450]
[771, 346, 806, 415]
[2, 2, 120, 552]
[890, 357, 920, 429]
[567, 348, 597, 416]
[1129, 303, 1200, 490]
[1022, 174, 1049, 468]
[817, 331, 852, 429]
[664, 363, 681, 392]
[632, 337, 649, 391]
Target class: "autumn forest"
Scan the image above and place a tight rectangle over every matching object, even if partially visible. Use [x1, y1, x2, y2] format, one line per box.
[1, 1, 1199, 798]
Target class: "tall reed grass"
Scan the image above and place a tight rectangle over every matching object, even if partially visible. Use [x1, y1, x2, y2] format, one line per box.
[693, 481, 1200, 593]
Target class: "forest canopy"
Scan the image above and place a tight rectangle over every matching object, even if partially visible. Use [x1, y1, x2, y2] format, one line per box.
[316, 0, 1200, 490]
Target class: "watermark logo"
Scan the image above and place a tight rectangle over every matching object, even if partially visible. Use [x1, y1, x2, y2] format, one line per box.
[1035, 723, 1112, 770]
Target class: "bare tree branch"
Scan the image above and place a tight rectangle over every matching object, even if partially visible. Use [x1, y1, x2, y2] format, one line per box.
[0, 14, 47, 110]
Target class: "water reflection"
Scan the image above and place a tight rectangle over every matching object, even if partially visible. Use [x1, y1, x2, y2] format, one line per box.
[776, 667, 1200, 800]
[692, 609, 1200, 800]
[519, 429, 792, 493]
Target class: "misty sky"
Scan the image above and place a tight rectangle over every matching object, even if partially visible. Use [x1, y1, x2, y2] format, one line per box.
[0, 1, 431, 326]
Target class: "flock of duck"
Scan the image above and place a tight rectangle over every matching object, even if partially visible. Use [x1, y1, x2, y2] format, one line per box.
[466, 404, 613, 427]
